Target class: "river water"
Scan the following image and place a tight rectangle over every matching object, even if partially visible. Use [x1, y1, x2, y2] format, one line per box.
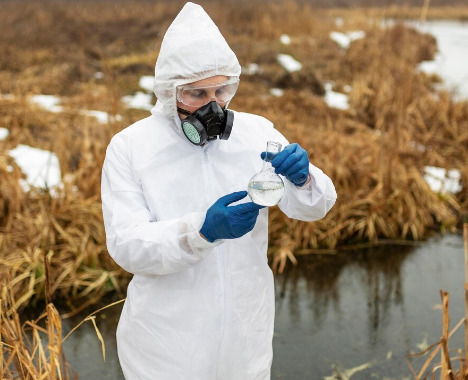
[58, 233, 466, 379]
[401, 20, 468, 100]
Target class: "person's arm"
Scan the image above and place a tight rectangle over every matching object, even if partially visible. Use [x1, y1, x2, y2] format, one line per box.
[267, 129, 337, 222]
[101, 134, 223, 276]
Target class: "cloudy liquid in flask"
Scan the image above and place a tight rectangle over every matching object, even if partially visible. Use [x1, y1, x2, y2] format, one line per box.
[248, 181, 285, 207]
[248, 141, 285, 207]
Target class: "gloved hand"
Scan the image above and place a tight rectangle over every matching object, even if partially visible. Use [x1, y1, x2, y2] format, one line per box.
[261, 143, 310, 187]
[200, 191, 265, 243]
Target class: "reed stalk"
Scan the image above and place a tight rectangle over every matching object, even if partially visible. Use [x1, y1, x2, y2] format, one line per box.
[420, 0, 431, 23]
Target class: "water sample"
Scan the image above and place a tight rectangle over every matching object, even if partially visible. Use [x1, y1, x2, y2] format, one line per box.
[248, 141, 285, 206]
[248, 180, 285, 206]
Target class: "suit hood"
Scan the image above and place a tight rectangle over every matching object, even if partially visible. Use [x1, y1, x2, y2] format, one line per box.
[151, 2, 241, 125]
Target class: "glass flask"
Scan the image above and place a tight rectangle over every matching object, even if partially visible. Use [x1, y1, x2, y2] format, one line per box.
[248, 141, 285, 206]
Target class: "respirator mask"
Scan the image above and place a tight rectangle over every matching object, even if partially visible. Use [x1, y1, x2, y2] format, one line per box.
[176, 77, 239, 146]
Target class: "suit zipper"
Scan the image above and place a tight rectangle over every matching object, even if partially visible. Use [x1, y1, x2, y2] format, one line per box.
[202, 147, 227, 338]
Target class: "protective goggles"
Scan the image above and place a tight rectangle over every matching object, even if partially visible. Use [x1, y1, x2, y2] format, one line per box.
[176, 77, 239, 108]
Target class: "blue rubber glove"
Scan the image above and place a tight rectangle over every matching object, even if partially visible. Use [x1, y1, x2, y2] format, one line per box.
[261, 143, 310, 187]
[200, 191, 265, 243]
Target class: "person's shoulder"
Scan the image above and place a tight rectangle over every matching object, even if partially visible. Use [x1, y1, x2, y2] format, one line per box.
[233, 110, 274, 129]
[111, 113, 171, 143]
[105, 116, 154, 152]
[117, 115, 158, 138]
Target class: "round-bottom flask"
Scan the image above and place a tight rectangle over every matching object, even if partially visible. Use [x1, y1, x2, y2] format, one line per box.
[248, 141, 285, 206]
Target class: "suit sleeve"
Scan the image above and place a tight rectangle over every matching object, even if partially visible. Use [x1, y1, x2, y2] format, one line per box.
[101, 134, 223, 275]
[266, 126, 337, 222]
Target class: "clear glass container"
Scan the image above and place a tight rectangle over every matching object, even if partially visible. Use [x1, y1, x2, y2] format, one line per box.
[248, 141, 285, 206]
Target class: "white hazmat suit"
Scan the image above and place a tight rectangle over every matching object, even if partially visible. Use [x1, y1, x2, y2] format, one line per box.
[101, 2, 337, 379]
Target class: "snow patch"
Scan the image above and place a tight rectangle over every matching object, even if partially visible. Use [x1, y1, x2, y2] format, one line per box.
[270, 88, 284, 97]
[139, 76, 155, 93]
[242, 63, 262, 75]
[424, 166, 462, 194]
[417, 53, 444, 75]
[121, 92, 154, 111]
[330, 30, 366, 49]
[324, 83, 350, 110]
[8, 144, 63, 192]
[277, 54, 302, 73]
[30, 95, 64, 113]
[0, 127, 9, 141]
[78, 110, 122, 124]
[409, 141, 426, 152]
[335, 17, 344, 27]
[280, 34, 291, 45]
[93, 72, 104, 79]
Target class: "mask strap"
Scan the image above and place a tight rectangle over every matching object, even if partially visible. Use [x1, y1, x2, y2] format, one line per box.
[177, 107, 192, 116]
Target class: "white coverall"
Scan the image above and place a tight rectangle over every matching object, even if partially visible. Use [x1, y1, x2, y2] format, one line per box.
[101, 2, 337, 379]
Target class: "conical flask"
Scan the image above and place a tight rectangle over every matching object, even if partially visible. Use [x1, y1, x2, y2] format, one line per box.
[248, 141, 285, 206]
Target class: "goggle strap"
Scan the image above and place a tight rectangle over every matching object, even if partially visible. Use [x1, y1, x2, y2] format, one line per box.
[177, 107, 193, 116]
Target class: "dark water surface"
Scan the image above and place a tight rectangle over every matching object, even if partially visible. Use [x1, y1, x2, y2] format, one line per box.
[58, 234, 466, 379]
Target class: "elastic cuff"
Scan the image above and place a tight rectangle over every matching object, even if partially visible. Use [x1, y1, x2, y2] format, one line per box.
[185, 212, 225, 253]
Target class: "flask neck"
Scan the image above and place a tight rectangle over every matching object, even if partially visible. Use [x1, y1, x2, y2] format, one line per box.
[262, 141, 281, 172]
[262, 142, 281, 172]
[261, 160, 275, 172]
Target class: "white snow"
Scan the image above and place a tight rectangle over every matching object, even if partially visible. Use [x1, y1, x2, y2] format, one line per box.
[324, 83, 350, 110]
[0, 127, 9, 141]
[270, 88, 284, 97]
[118, 75, 155, 111]
[78, 110, 122, 124]
[347, 31, 366, 41]
[29, 94, 122, 124]
[330, 30, 366, 49]
[424, 166, 462, 194]
[280, 34, 291, 45]
[93, 72, 104, 79]
[335, 17, 344, 27]
[409, 140, 426, 152]
[8, 144, 62, 192]
[416, 21, 468, 100]
[30, 95, 63, 113]
[382, 20, 468, 100]
[121, 91, 154, 111]
[277, 54, 302, 73]
[139, 76, 155, 93]
[242, 63, 262, 75]
[418, 53, 444, 75]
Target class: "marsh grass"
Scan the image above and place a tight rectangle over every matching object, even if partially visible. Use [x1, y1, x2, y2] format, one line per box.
[0, 0, 467, 308]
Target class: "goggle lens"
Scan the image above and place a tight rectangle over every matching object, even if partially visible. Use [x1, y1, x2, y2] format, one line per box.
[177, 79, 239, 107]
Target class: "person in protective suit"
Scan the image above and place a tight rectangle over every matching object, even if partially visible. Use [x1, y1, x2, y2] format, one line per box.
[101, 2, 337, 379]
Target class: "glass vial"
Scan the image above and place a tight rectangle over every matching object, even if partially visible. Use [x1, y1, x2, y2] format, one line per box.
[248, 141, 285, 206]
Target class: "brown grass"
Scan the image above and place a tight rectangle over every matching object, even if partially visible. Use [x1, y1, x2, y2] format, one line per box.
[0, 273, 125, 379]
[0, 0, 467, 310]
[0, 280, 77, 379]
